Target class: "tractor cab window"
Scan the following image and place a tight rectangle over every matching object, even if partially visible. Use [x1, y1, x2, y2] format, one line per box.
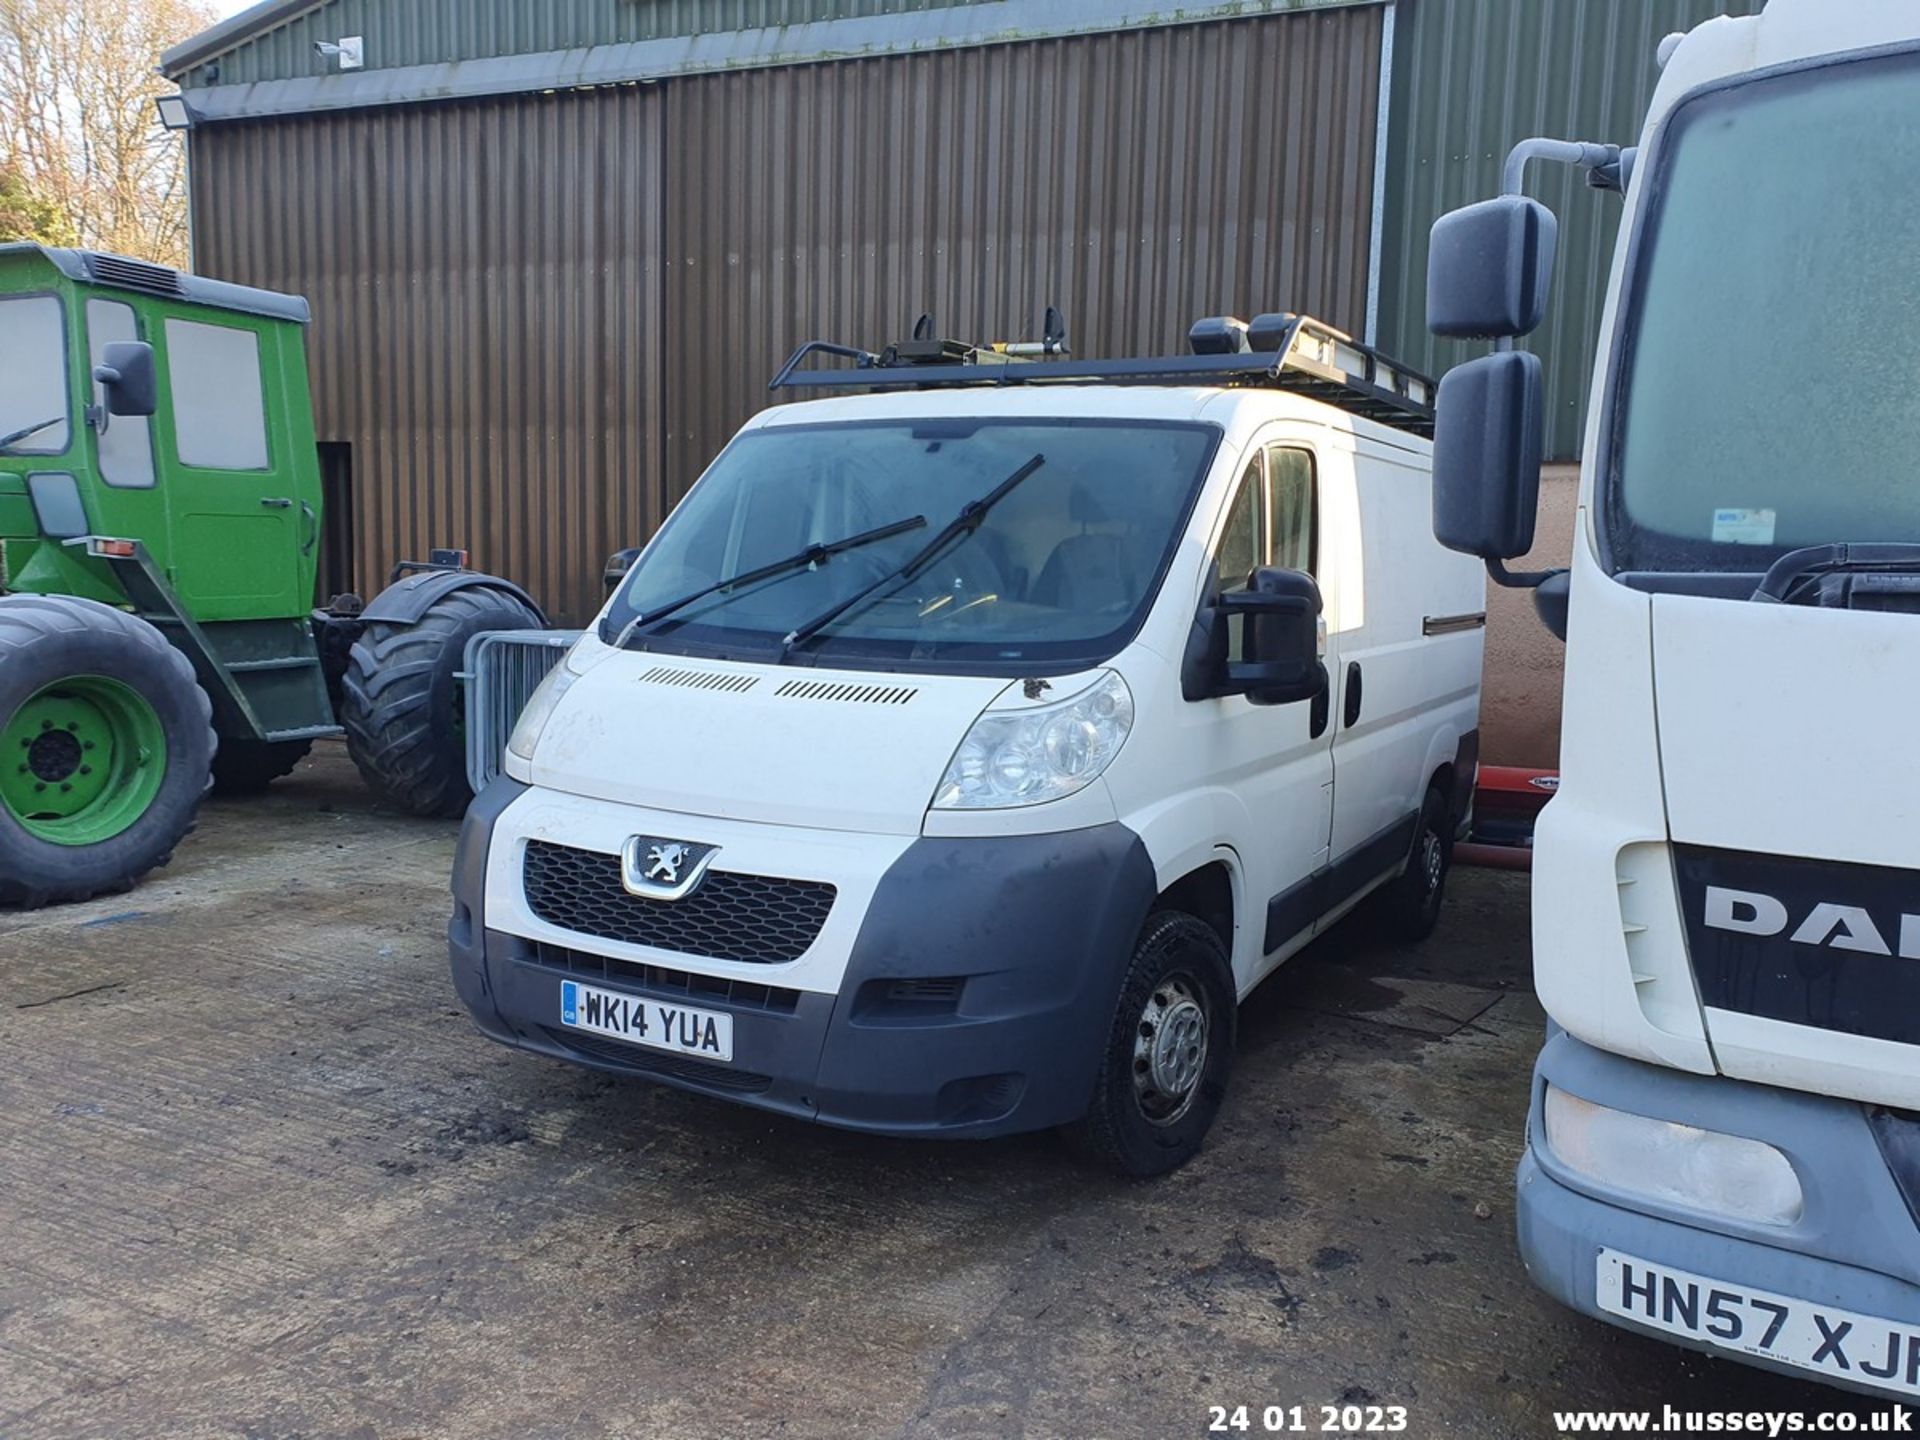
[87, 300, 156, 488]
[165, 318, 270, 471]
[0, 295, 71, 457]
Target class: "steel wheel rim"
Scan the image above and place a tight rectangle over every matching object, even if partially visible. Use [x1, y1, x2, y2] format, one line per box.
[1131, 972, 1210, 1125]
[0, 677, 167, 845]
[1420, 827, 1445, 896]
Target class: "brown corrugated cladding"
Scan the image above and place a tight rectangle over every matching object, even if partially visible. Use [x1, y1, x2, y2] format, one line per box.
[193, 5, 1383, 624]
[663, 8, 1384, 494]
[193, 87, 666, 625]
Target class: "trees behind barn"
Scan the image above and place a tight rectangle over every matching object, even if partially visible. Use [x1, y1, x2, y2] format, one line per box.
[0, 0, 214, 265]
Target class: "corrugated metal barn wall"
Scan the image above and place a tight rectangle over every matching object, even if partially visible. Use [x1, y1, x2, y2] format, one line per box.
[192, 5, 1384, 624]
[192, 89, 667, 625]
[1377, 0, 1761, 460]
[663, 8, 1384, 493]
[178, 0, 1033, 87]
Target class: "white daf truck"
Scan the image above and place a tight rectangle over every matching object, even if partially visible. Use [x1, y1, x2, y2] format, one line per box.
[1425, 0, 1920, 1398]
[449, 313, 1483, 1175]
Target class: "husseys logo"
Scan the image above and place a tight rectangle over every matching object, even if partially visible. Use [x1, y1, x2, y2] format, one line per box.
[1705, 886, 1920, 959]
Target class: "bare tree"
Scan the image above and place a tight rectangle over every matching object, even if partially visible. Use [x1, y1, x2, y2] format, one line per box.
[0, 0, 215, 266]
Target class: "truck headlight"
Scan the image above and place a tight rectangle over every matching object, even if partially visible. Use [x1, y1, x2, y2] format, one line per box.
[933, 671, 1133, 809]
[506, 660, 581, 763]
[1543, 1085, 1804, 1227]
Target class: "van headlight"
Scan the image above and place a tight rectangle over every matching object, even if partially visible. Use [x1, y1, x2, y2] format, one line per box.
[933, 671, 1134, 809]
[506, 660, 582, 763]
[1542, 1085, 1804, 1226]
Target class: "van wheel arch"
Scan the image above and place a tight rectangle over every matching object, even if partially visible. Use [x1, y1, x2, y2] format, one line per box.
[1154, 859, 1236, 957]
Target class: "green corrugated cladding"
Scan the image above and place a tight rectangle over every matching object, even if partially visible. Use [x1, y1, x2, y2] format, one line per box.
[1378, 0, 1761, 460]
[169, 0, 1352, 88]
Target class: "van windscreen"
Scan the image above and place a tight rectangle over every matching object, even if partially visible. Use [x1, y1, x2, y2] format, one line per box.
[606, 417, 1219, 673]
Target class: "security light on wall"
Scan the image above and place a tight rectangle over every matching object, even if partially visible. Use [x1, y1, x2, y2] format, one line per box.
[154, 94, 193, 130]
[314, 36, 365, 70]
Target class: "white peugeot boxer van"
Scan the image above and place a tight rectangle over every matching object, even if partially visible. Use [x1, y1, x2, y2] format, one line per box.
[450, 314, 1484, 1174]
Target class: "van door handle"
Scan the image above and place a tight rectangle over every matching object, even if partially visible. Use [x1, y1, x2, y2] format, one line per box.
[260, 496, 293, 508]
[1344, 661, 1363, 728]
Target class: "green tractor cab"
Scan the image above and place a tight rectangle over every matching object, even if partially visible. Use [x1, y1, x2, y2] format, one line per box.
[0, 244, 543, 906]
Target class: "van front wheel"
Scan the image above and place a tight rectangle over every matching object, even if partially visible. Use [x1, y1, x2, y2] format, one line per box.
[1061, 910, 1236, 1178]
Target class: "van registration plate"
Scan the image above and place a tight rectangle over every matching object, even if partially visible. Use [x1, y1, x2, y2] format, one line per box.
[1597, 1249, 1920, 1396]
[560, 980, 733, 1063]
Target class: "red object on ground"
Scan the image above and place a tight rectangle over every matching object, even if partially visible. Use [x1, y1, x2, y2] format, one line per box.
[1455, 841, 1533, 871]
[1468, 765, 1559, 850]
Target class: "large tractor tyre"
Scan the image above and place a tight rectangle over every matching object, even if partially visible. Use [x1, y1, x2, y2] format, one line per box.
[210, 738, 314, 795]
[0, 595, 216, 909]
[341, 586, 543, 818]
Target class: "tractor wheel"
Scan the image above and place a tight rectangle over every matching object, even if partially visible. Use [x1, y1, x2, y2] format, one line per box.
[0, 595, 215, 909]
[210, 738, 314, 795]
[340, 585, 542, 817]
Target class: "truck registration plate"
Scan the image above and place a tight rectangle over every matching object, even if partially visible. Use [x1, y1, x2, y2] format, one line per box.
[560, 980, 733, 1063]
[1597, 1249, 1920, 1396]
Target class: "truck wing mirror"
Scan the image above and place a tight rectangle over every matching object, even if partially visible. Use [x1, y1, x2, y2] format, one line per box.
[1433, 350, 1544, 561]
[93, 341, 158, 418]
[1180, 566, 1325, 707]
[1427, 196, 1558, 339]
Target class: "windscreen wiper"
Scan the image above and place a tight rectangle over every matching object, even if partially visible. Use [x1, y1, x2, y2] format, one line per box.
[607, 514, 928, 648]
[1752, 543, 1920, 604]
[780, 453, 1045, 658]
[0, 416, 63, 454]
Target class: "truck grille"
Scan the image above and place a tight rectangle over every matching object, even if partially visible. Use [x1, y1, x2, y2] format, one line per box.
[522, 840, 834, 963]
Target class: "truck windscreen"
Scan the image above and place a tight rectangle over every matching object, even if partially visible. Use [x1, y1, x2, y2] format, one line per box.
[606, 417, 1219, 674]
[1605, 48, 1920, 574]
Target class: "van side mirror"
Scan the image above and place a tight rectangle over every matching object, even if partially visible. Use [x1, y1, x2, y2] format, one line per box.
[1433, 349, 1544, 560]
[93, 341, 158, 418]
[1427, 196, 1558, 339]
[1184, 566, 1326, 707]
[603, 546, 642, 596]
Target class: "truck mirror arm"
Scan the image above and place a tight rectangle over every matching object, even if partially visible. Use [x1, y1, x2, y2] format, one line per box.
[1486, 557, 1562, 589]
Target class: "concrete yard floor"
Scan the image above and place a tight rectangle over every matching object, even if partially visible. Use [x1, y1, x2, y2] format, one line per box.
[0, 745, 1894, 1439]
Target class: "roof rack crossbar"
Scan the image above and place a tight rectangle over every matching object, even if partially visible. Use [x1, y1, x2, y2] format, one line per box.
[767, 313, 1435, 437]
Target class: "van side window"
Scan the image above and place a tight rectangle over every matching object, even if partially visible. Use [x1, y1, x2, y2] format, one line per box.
[1217, 453, 1263, 592]
[87, 300, 156, 488]
[1267, 446, 1317, 574]
[165, 318, 270, 471]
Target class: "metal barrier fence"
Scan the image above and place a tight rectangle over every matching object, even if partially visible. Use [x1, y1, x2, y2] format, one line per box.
[462, 629, 583, 795]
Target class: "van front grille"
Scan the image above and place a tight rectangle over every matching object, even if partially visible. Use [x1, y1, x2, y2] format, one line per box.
[523, 940, 802, 1014]
[522, 840, 834, 963]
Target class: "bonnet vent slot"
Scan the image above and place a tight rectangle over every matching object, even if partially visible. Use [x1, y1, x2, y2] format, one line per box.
[774, 679, 918, 705]
[87, 254, 187, 299]
[638, 665, 758, 693]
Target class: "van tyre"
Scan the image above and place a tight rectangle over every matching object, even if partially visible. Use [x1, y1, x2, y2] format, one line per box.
[341, 585, 542, 818]
[1062, 910, 1236, 1178]
[0, 595, 214, 909]
[210, 738, 313, 794]
[1375, 783, 1452, 942]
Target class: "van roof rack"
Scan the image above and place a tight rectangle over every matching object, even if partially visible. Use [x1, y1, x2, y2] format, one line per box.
[768, 311, 1436, 438]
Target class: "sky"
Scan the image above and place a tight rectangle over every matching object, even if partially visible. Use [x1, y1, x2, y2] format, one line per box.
[212, 0, 256, 17]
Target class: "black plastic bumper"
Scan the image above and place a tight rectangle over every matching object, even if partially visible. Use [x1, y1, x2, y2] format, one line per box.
[448, 779, 1159, 1138]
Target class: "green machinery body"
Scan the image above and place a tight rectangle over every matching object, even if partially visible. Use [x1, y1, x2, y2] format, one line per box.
[1, 243, 338, 749]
